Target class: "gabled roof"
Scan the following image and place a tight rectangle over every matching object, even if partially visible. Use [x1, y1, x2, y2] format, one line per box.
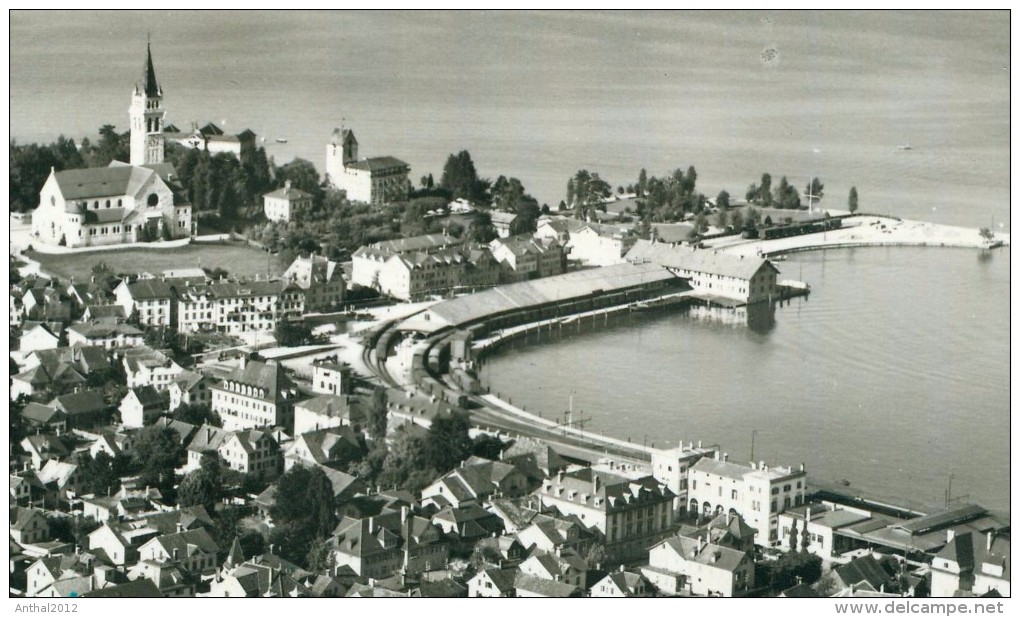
[514, 573, 580, 597]
[626, 239, 778, 280]
[345, 156, 409, 173]
[38, 460, 79, 487]
[10, 506, 48, 531]
[474, 567, 516, 593]
[149, 527, 219, 557]
[21, 402, 67, 425]
[656, 535, 750, 572]
[126, 385, 166, 408]
[82, 578, 163, 598]
[186, 425, 233, 453]
[53, 165, 155, 201]
[833, 554, 895, 590]
[216, 360, 297, 403]
[123, 278, 176, 301]
[49, 389, 107, 416]
[264, 183, 311, 201]
[935, 532, 1010, 582]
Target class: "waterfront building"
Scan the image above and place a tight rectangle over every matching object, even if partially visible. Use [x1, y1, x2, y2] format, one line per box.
[650, 442, 720, 516]
[281, 254, 345, 312]
[626, 239, 778, 304]
[535, 218, 638, 266]
[535, 467, 676, 563]
[325, 127, 411, 205]
[642, 534, 755, 597]
[931, 531, 1010, 597]
[210, 358, 302, 431]
[30, 45, 192, 248]
[686, 452, 808, 548]
[263, 180, 312, 223]
[776, 502, 873, 558]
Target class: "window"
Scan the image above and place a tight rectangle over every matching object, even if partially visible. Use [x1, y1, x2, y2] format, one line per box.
[147, 193, 159, 207]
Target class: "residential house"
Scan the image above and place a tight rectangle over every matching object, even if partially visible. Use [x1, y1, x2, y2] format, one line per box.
[513, 573, 582, 598]
[263, 180, 312, 223]
[10, 507, 50, 545]
[421, 458, 530, 509]
[282, 254, 345, 312]
[516, 515, 598, 557]
[488, 234, 566, 282]
[431, 504, 506, 548]
[114, 278, 177, 328]
[293, 394, 362, 436]
[19, 434, 75, 470]
[332, 508, 448, 579]
[518, 551, 588, 589]
[283, 426, 364, 471]
[931, 531, 1010, 598]
[177, 279, 304, 335]
[20, 323, 63, 353]
[643, 535, 755, 597]
[471, 535, 529, 569]
[25, 554, 96, 597]
[825, 554, 898, 596]
[687, 452, 808, 547]
[36, 460, 86, 505]
[87, 522, 159, 566]
[127, 560, 197, 597]
[468, 567, 517, 598]
[81, 578, 163, 598]
[210, 359, 302, 431]
[136, 528, 220, 576]
[67, 320, 144, 350]
[185, 424, 281, 479]
[489, 210, 517, 238]
[48, 389, 110, 429]
[120, 385, 169, 428]
[20, 403, 69, 434]
[485, 497, 542, 535]
[82, 304, 127, 322]
[683, 511, 759, 554]
[167, 371, 211, 411]
[536, 467, 676, 563]
[11, 472, 47, 508]
[207, 560, 309, 597]
[11, 361, 85, 401]
[591, 568, 656, 597]
[122, 346, 184, 391]
[325, 127, 410, 205]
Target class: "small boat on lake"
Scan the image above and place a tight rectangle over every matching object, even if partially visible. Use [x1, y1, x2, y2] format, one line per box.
[276, 138, 288, 143]
[896, 144, 913, 151]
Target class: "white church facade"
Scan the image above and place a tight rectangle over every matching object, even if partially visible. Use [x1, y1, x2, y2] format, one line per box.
[31, 44, 192, 248]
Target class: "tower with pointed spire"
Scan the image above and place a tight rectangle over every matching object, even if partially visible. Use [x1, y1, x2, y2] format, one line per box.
[129, 41, 166, 166]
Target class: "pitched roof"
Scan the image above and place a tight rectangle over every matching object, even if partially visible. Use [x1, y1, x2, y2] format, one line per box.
[53, 165, 155, 201]
[49, 389, 107, 416]
[626, 239, 777, 280]
[21, 402, 67, 425]
[10, 506, 47, 531]
[475, 567, 517, 593]
[82, 578, 163, 598]
[127, 385, 166, 408]
[264, 182, 311, 201]
[834, 554, 895, 589]
[124, 278, 176, 301]
[151, 527, 219, 557]
[216, 360, 297, 403]
[514, 573, 580, 597]
[658, 535, 750, 572]
[346, 156, 409, 172]
[936, 531, 1010, 582]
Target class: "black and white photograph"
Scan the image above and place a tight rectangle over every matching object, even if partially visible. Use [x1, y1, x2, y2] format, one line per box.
[5, 8, 1012, 608]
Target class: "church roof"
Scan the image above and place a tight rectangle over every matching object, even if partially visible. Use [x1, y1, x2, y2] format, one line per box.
[54, 165, 153, 201]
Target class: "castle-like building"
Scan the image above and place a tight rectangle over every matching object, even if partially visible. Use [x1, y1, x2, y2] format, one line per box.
[31, 44, 192, 248]
[325, 127, 410, 206]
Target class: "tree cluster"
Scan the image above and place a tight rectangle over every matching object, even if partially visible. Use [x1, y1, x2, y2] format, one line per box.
[441, 151, 490, 204]
[267, 465, 338, 566]
[746, 172, 810, 210]
[566, 170, 612, 220]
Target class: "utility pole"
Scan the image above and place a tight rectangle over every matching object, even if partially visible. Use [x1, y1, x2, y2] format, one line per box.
[750, 429, 758, 462]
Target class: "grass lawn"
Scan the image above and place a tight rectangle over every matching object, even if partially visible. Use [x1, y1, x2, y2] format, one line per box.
[26, 241, 288, 282]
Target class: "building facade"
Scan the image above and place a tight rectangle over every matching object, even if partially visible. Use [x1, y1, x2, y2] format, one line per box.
[325, 128, 410, 205]
[263, 181, 312, 223]
[210, 359, 302, 431]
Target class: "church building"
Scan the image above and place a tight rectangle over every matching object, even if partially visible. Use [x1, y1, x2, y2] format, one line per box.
[31, 44, 192, 248]
[324, 127, 410, 206]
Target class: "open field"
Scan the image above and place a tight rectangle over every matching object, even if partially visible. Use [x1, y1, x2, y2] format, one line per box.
[25, 241, 288, 282]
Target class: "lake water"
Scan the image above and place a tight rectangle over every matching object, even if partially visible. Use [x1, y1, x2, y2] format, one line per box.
[9, 11, 1010, 229]
[10, 12, 1010, 511]
[482, 247, 1011, 514]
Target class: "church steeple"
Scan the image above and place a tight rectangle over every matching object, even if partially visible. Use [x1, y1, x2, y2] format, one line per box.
[130, 39, 166, 166]
[142, 42, 161, 98]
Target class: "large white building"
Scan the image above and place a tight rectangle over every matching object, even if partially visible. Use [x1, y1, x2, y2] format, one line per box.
[324, 128, 410, 205]
[31, 44, 191, 248]
[210, 359, 302, 431]
[687, 452, 808, 548]
[263, 181, 312, 223]
[625, 239, 779, 304]
[281, 254, 345, 312]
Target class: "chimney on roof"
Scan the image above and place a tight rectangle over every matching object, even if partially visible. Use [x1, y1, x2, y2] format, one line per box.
[593, 473, 600, 494]
[176, 522, 183, 533]
[714, 450, 721, 461]
[987, 531, 994, 551]
[726, 509, 731, 525]
[172, 548, 179, 560]
[698, 440, 702, 448]
[806, 507, 812, 523]
[557, 469, 564, 483]
[722, 452, 728, 462]
[799, 462, 805, 472]
[368, 517, 375, 535]
[285, 180, 292, 190]
[751, 461, 757, 471]
[759, 460, 765, 471]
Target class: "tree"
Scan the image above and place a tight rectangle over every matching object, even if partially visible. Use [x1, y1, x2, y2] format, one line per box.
[773, 176, 800, 209]
[509, 200, 541, 235]
[306, 536, 335, 574]
[745, 183, 759, 203]
[269, 465, 338, 565]
[759, 173, 773, 206]
[714, 208, 729, 230]
[566, 178, 575, 208]
[848, 186, 858, 214]
[172, 403, 221, 427]
[11, 395, 30, 444]
[378, 427, 434, 492]
[275, 319, 313, 347]
[730, 208, 744, 232]
[637, 168, 648, 196]
[75, 451, 123, 497]
[585, 544, 608, 570]
[805, 177, 824, 205]
[467, 211, 498, 243]
[472, 434, 506, 460]
[425, 411, 474, 474]
[745, 207, 762, 229]
[178, 455, 224, 511]
[694, 212, 708, 234]
[716, 190, 730, 210]
[130, 426, 185, 494]
[570, 170, 612, 220]
[440, 150, 484, 202]
[366, 388, 388, 440]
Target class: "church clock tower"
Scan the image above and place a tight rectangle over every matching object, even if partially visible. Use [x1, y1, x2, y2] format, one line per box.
[129, 42, 165, 166]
